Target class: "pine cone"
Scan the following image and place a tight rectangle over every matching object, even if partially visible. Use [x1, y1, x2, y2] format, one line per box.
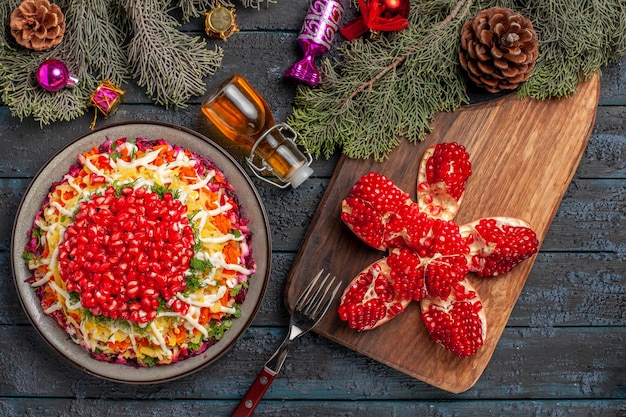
[459, 7, 539, 93]
[10, 0, 66, 51]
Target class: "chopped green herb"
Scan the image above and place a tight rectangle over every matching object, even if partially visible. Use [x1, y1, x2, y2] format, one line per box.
[190, 257, 213, 272]
[111, 179, 138, 197]
[142, 355, 158, 367]
[151, 183, 181, 199]
[109, 151, 122, 161]
[230, 281, 248, 297]
[69, 292, 81, 305]
[185, 272, 204, 293]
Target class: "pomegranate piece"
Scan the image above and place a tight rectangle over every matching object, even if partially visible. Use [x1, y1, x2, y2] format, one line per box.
[341, 172, 411, 250]
[388, 220, 470, 301]
[420, 279, 486, 358]
[338, 258, 410, 331]
[341, 196, 386, 250]
[460, 217, 539, 277]
[384, 202, 434, 249]
[417, 142, 471, 220]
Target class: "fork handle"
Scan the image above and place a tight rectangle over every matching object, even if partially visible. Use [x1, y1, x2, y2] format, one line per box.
[230, 366, 277, 417]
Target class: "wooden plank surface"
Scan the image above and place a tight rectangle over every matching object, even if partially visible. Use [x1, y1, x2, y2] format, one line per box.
[286, 76, 601, 393]
[0, 1, 624, 414]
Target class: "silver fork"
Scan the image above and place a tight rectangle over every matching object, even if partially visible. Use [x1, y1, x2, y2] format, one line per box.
[230, 269, 342, 417]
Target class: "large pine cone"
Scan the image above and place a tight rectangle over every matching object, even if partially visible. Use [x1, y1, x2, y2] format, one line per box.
[459, 7, 539, 93]
[10, 0, 66, 51]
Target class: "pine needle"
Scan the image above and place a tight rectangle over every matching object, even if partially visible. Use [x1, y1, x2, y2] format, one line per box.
[0, 0, 263, 124]
[289, 0, 626, 161]
[176, 0, 271, 19]
[123, 0, 223, 108]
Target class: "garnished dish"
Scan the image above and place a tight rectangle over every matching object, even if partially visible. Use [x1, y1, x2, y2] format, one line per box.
[23, 136, 255, 366]
[12, 122, 270, 382]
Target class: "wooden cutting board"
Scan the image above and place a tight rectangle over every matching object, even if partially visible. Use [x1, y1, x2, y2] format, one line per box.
[285, 76, 600, 393]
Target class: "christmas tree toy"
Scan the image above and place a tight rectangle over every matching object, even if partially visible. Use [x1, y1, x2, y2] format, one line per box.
[284, 0, 345, 87]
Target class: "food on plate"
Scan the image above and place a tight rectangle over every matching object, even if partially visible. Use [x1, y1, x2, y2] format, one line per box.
[23, 137, 256, 366]
[338, 142, 538, 357]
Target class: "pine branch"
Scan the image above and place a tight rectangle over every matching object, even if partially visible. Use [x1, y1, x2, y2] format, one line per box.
[61, 0, 129, 87]
[517, 0, 626, 99]
[289, 0, 475, 161]
[289, 0, 626, 161]
[176, 0, 271, 19]
[340, 0, 470, 108]
[1, 0, 235, 123]
[1, 0, 130, 124]
[123, 0, 223, 108]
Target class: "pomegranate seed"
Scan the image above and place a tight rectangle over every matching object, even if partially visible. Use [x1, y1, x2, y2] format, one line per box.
[58, 186, 195, 323]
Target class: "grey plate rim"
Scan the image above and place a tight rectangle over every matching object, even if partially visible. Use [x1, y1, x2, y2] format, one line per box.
[11, 121, 272, 384]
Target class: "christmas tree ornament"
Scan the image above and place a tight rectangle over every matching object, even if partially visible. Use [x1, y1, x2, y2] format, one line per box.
[35, 59, 78, 92]
[204, 4, 239, 41]
[459, 7, 539, 93]
[88, 80, 125, 129]
[10, 0, 65, 51]
[284, 0, 345, 87]
[339, 0, 409, 41]
[201, 74, 313, 189]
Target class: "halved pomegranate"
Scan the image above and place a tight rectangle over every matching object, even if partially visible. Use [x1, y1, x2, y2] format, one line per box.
[420, 279, 486, 358]
[417, 142, 471, 220]
[460, 217, 539, 277]
[338, 258, 410, 331]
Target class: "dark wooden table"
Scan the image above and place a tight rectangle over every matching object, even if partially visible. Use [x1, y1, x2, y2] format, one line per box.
[1, 3, 624, 416]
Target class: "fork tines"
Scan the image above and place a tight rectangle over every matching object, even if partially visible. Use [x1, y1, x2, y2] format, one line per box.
[296, 269, 342, 320]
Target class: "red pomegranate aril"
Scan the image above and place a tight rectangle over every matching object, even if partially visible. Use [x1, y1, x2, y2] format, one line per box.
[338, 259, 411, 331]
[141, 297, 153, 312]
[58, 185, 194, 323]
[126, 288, 139, 299]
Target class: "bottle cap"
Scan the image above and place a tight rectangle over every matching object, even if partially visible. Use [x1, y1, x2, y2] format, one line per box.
[288, 165, 314, 189]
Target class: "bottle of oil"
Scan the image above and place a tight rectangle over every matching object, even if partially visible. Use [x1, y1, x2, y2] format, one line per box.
[201, 74, 313, 188]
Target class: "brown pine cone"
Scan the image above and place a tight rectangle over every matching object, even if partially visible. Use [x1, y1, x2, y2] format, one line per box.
[459, 7, 539, 93]
[10, 0, 66, 51]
